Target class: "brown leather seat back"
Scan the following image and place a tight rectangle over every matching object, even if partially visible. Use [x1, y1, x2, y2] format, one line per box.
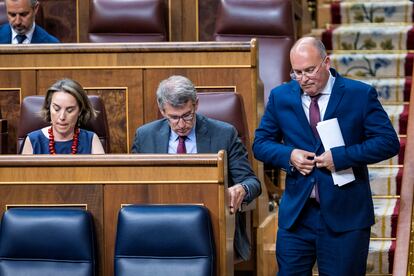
[214, 0, 295, 105]
[17, 95, 110, 153]
[88, 0, 167, 42]
[197, 92, 249, 148]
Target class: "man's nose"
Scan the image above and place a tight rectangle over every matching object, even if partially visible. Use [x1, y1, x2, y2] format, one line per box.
[177, 118, 186, 127]
[15, 15, 22, 25]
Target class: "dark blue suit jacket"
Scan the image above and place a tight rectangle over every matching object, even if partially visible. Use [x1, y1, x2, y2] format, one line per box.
[253, 69, 399, 233]
[0, 24, 59, 43]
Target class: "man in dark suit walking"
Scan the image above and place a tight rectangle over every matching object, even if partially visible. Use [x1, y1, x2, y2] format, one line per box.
[253, 37, 399, 275]
[0, 0, 59, 44]
[132, 75, 261, 261]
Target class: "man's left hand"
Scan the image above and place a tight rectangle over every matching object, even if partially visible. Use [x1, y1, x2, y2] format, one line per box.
[315, 150, 335, 172]
[227, 184, 246, 214]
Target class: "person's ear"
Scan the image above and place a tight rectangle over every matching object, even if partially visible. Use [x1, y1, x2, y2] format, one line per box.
[194, 98, 199, 112]
[33, 2, 39, 16]
[159, 107, 166, 117]
[324, 56, 331, 69]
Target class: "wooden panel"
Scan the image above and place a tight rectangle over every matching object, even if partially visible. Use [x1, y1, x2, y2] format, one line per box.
[41, 0, 77, 43]
[0, 89, 19, 154]
[36, 69, 144, 153]
[198, 0, 219, 41]
[0, 153, 233, 276]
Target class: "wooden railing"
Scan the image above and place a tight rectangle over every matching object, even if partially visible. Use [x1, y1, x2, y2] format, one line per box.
[392, 67, 414, 276]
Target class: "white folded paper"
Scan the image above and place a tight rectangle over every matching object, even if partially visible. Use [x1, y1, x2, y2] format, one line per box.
[316, 118, 355, 186]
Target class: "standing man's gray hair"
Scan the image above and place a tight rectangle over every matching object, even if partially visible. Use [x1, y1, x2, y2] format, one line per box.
[156, 75, 198, 110]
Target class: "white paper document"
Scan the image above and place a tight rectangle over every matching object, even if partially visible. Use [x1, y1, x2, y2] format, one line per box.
[316, 118, 355, 186]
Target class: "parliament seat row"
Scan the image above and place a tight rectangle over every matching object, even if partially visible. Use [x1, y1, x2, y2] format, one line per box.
[12, 91, 248, 155]
[0, 205, 215, 276]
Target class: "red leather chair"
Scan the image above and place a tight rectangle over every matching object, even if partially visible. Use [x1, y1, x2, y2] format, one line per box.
[214, 0, 296, 105]
[17, 95, 110, 153]
[88, 0, 167, 42]
[197, 92, 250, 150]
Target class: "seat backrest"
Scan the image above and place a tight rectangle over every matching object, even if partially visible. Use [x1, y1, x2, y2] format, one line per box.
[197, 92, 249, 148]
[114, 205, 215, 276]
[0, 208, 95, 276]
[214, 0, 295, 105]
[88, 0, 167, 42]
[17, 95, 110, 153]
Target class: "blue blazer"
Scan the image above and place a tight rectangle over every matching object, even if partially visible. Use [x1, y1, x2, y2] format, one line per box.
[253, 69, 400, 232]
[0, 24, 59, 43]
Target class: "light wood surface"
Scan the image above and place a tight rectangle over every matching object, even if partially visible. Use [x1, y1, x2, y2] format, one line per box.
[0, 152, 234, 276]
[392, 66, 414, 276]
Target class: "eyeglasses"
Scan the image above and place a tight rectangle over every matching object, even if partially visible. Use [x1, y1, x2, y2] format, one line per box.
[165, 111, 195, 124]
[290, 57, 327, 80]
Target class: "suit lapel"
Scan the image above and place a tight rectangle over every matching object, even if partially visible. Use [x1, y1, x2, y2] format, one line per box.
[155, 119, 170, 153]
[290, 83, 317, 143]
[323, 71, 345, 121]
[195, 114, 211, 153]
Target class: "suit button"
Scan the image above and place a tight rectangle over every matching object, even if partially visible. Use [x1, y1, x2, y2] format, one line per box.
[310, 178, 315, 183]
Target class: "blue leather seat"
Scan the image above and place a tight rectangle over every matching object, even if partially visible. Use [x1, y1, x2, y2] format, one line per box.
[114, 205, 215, 276]
[0, 208, 96, 276]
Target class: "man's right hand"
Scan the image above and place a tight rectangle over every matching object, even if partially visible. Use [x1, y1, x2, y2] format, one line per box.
[290, 149, 316, 175]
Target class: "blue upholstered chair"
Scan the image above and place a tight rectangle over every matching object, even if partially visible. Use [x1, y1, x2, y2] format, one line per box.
[114, 205, 216, 276]
[0, 208, 96, 276]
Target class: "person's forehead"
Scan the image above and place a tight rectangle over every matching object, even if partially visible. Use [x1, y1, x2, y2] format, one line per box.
[164, 101, 194, 113]
[51, 91, 78, 106]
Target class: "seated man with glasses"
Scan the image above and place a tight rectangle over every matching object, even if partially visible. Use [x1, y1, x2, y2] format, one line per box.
[131, 75, 261, 261]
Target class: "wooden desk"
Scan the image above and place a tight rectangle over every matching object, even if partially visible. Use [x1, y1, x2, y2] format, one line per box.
[0, 151, 234, 276]
[0, 41, 260, 157]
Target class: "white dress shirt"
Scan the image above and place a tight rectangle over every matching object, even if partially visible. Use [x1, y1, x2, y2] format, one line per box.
[11, 23, 35, 44]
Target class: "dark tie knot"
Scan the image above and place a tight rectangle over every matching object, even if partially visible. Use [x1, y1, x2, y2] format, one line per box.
[310, 94, 322, 103]
[16, 34, 27, 44]
[178, 136, 187, 142]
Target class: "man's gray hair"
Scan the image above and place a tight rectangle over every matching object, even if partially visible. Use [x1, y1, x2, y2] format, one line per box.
[156, 75, 197, 110]
[6, 0, 38, 8]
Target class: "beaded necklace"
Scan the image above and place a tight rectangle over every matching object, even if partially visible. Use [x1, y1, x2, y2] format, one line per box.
[48, 127, 80, 154]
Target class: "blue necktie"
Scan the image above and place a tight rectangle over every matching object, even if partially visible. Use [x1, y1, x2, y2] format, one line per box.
[16, 34, 27, 44]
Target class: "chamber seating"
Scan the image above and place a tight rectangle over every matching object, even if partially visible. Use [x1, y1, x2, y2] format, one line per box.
[88, 0, 167, 42]
[0, 208, 96, 276]
[214, 0, 295, 105]
[197, 91, 249, 148]
[114, 205, 215, 276]
[17, 95, 110, 153]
